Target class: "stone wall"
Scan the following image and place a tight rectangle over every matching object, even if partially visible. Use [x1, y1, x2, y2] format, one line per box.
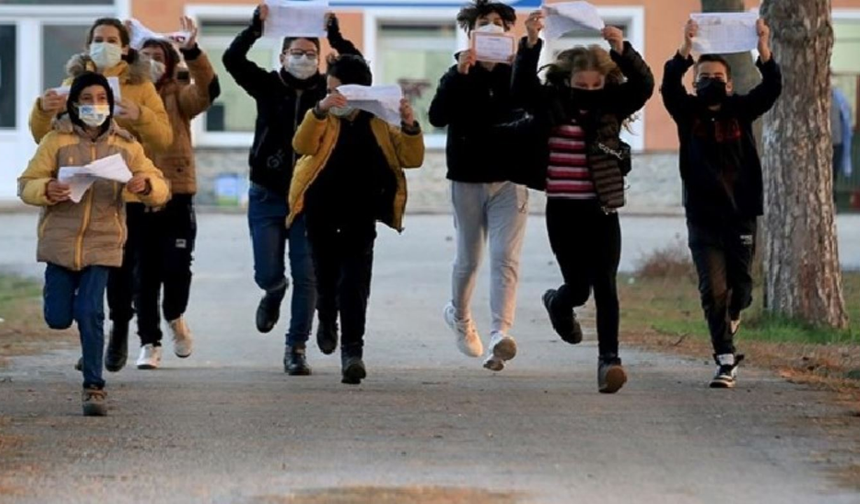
[193, 148, 684, 215]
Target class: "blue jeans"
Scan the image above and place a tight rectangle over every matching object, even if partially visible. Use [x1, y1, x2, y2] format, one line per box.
[248, 183, 316, 346]
[43, 264, 110, 389]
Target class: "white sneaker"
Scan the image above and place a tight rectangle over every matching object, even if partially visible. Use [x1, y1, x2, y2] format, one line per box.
[443, 302, 483, 357]
[483, 331, 517, 372]
[136, 344, 163, 370]
[169, 317, 193, 358]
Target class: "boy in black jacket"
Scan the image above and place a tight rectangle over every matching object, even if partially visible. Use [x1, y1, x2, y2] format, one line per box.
[661, 17, 782, 389]
[223, 3, 361, 375]
[429, 0, 527, 373]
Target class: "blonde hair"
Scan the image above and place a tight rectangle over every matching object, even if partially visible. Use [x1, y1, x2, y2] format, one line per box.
[542, 45, 638, 129]
[543, 45, 623, 88]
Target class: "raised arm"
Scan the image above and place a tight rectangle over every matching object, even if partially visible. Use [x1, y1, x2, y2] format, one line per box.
[734, 20, 782, 121]
[222, 5, 271, 98]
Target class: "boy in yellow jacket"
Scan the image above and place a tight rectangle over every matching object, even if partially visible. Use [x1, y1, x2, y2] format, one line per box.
[18, 73, 169, 416]
[289, 55, 424, 384]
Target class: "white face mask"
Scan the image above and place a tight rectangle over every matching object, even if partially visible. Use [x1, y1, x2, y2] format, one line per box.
[77, 104, 111, 127]
[330, 105, 355, 118]
[286, 55, 318, 80]
[89, 42, 123, 70]
[475, 23, 505, 34]
[149, 59, 166, 83]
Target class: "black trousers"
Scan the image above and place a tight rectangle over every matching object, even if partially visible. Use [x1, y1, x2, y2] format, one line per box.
[545, 199, 621, 357]
[107, 203, 143, 325]
[687, 217, 756, 356]
[134, 195, 197, 346]
[306, 215, 376, 359]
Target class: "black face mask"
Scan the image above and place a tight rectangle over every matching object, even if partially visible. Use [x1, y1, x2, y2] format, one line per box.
[696, 77, 728, 106]
[569, 87, 605, 112]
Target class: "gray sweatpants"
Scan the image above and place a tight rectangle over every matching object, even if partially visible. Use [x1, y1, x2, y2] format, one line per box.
[450, 181, 529, 334]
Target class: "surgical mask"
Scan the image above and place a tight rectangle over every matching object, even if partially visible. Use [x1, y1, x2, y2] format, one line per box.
[89, 42, 123, 70]
[696, 78, 728, 106]
[149, 59, 166, 83]
[77, 104, 111, 127]
[330, 105, 355, 118]
[475, 23, 505, 34]
[286, 55, 318, 80]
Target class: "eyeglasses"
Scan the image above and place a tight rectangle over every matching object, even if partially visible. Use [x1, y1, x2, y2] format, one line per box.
[288, 50, 318, 59]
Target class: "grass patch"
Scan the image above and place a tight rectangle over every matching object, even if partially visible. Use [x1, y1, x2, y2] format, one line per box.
[0, 273, 72, 366]
[623, 240, 860, 345]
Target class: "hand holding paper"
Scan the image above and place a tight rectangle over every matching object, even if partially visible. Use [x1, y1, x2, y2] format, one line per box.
[336, 84, 405, 126]
[127, 18, 192, 50]
[57, 154, 134, 203]
[542, 1, 605, 41]
[690, 12, 759, 55]
[471, 31, 515, 64]
[263, 0, 328, 38]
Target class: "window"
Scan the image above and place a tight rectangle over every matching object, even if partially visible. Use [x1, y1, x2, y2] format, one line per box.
[377, 21, 457, 135]
[834, 20, 860, 131]
[42, 24, 89, 89]
[0, 25, 15, 129]
[200, 20, 279, 134]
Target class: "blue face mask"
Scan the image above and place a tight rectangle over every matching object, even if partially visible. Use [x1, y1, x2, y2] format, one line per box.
[77, 104, 111, 127]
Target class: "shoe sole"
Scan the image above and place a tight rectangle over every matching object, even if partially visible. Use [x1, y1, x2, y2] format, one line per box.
[483, 357, 505, 372]
[318, 340, 337, 355]
[599, 367, 628, 394]
[709, 379, 735, 389]
[492, 338, 517, 362]
[174, 349, 192, 359]
[341, 363, 367, 385]
[137, 363, 160, 370]
[542, 291, 583, 345]
[287, 367, 312, 376]
[105, 356, 127, 372]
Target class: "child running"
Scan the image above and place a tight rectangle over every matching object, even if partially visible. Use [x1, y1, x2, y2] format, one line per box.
[513, 11, 654, 393]
[18, 72, 169, 415]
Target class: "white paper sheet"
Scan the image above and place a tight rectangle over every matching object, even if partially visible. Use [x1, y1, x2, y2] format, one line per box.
[57, 154, 133, 203]
[690, 12, 759, 55]
[337, 84, 403, 125]
[53, 78, 119, 102]
[264, 0, 328, 38]
[471, 32, 515, 64]
[128, 18, 191, 50]
[542, 1, 605, 41]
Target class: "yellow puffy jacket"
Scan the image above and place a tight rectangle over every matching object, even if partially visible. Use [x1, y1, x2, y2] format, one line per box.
[29, 53, 173, 153]
[288, 110, 425, 232]
[18, 118, 170, 272]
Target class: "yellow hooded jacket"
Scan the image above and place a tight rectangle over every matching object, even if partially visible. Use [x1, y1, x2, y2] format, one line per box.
[29, 53, 173, 153]
[288, 109, 425, 232]
[18, 117, 170, 272]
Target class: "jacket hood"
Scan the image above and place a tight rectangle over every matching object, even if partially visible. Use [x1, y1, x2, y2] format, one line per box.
[65, 52, 151, 85]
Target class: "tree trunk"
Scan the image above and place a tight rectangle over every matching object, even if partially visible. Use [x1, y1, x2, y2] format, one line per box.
[700, 0, 762, 95]
[760, 0, 848, 328]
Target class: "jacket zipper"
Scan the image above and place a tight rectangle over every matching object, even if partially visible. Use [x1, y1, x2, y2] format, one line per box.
[74, 143, 97, 270]
[292, 90, 302, 168]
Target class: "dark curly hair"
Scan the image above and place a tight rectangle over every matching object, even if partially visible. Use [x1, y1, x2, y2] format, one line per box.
[326, 54, 372, 86]
[456, 0, 516, 33]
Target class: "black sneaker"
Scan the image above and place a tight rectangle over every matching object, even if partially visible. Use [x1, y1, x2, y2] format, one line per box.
[284, 345, 312, 376]
[542, 289, 583, 344]
[81, 387, 107, 417]
[710, 353, 744, 389]
[341, 355, 366, 385]
[104, 322, 129, 372]
[317, 321, 339, 355]
[256, 284, 287, 333]
[598, 355, 627, 394]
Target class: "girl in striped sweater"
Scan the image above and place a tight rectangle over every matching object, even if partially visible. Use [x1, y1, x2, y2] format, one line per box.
[512, 11, 654, 393]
